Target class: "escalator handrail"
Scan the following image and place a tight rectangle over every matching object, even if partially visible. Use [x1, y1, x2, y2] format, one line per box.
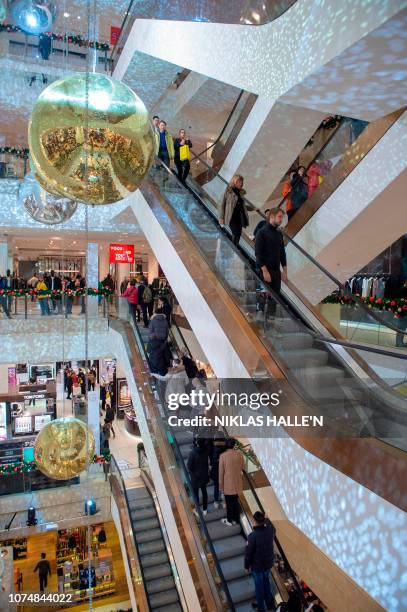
[179, 154, 407, 339]
[191, 89, 246, 159]
[242, 470, 306, 605]
[110, 454, 153, 611]
[128, 317, 236, 610]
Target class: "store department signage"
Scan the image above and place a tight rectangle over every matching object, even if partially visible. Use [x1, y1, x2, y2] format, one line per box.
[109, 243, 135, 264]
[23, 394, 45, 400]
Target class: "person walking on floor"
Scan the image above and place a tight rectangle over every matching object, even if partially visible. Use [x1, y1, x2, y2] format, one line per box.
[244, 511, 277, 612]
[255, 207, 287, 318]
[123, 279, 139, 326]
[155, 120, 175, 168]
[219, 174, 251, 246]
[66, 371, 73, 400]
[36, 275, 51, 316]
[0, 275, 11, 318]
[33, 552, 51, 592]
[187, 437, 210, 516]
[219, 438, 244, 526]
[46, 269, 62, 314]
[137, 277, 150, 328]
[174, 128, 192, 184]
[105, 404, 116, 438]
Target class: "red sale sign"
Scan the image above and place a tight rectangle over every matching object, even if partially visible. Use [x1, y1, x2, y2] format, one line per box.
[109, 244, 135, 264]
[110, 26, 121, 45]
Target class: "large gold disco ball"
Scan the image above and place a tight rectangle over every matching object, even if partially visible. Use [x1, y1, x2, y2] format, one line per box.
[34, 417, 95, 480]
[28, 73, 155, 205]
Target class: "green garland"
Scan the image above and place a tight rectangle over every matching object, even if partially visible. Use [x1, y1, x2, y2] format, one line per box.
[0, 452, 111, 476]
[0, 23, 110, 52]
[0, 146, 29, 159]
[0, 287, 112, 297]
[235, 440, 260, 468]
[322, 292, 407, 318]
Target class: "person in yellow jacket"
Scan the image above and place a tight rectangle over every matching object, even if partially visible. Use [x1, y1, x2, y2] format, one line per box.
[36, 275, 51, 316]
[154, 120, 174, 168]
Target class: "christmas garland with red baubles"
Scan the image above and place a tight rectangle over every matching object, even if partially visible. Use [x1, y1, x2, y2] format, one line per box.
[322, 292, 407, 318]
[0, 452, 111, 476]
[0, 23, 110, 51]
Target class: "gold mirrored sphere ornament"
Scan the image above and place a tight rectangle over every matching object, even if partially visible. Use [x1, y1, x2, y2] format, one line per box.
[34, 417, 95, 480]
[28, 73, 156, 205]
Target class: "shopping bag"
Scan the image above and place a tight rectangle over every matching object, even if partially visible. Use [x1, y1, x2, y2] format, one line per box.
[179, 144, 190, 161]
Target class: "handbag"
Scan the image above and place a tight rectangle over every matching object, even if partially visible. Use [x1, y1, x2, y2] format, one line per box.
[179, 144, 190, 161]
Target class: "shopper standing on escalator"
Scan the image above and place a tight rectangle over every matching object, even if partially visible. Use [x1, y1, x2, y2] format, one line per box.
[219, 174, 250, 246]
[174, 129, 193, 184]
[187, 437, 210, 516]
[245, 511, 277, 612]
[155, 120, 175, 168]
[290, 166, 308, 215]
[255, 207, 287, 317]
[219, 438, 244, 526]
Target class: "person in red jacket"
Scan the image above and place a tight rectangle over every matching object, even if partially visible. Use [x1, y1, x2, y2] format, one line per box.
[123, 279, 138, 325]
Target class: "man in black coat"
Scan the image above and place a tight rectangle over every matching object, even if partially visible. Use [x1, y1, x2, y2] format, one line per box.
[46, 270, 63, 314]
[245, 511, 277, 611]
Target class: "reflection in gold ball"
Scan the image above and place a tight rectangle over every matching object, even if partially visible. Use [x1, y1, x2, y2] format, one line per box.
[28, 73, 155, 205]
[34, 417, 95, 480]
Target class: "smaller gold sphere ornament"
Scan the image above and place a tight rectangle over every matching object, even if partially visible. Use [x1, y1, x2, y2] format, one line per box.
[34, 417, 95, 480]
[28, 73, 155, 205]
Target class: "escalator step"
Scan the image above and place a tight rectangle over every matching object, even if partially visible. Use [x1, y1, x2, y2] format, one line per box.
[127, 487, 150, 501]
[274, 333, 314, 349]
[143, 563, 172, 581]
[228, 576, 256, 604]
[132, 506, 157, 521]
[153, 603, 182, 612]
[147, 575, 176, 595]
[137, 528, 163, 544]
[149, 588, 180, 608]
[141, 551, 169, 569]
[234, 600, 258, 612]
[174, 430, 194, 445]
[139, 539, 166, 555]
[213, 535, 246, 560]
[281, 348, 328, 367]
[128, 496, 154, 511]
[220, 554, 247, 581]
[134, 517, 160, 532]
[204, 507, 227, 522]
[207, 520, 241, 541]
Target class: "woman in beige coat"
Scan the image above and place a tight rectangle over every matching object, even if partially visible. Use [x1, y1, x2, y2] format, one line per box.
[219, 174, 250, 245]
[219, 438, 245, 526]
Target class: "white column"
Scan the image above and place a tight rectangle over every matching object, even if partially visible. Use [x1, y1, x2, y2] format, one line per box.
[98, 243, 110, 281]
[0, 240, 8, 276]
[148, 253, 159, 284]
[86, 242, 98, 317]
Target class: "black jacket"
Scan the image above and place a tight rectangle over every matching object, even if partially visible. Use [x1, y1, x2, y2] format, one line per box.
[174, 138, 192, 163]
[187, 446, 209, 488]
[253, 219, 267, 237]
[255, 224, 287, 272]
[148, 339, 171, 376]
[46, 275, 62, 291]
[34, 559, 51, 577]
[182, 355, 198, 379]
[244, 520, 276, 571]
[105, 407, 115, 423]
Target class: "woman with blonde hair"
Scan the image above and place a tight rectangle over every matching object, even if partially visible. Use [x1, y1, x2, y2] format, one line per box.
[219, 174, 250, 245]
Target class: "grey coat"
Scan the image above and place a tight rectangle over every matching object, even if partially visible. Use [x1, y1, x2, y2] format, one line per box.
[220, 186, 250, 227]
[148, 313, 169, 341]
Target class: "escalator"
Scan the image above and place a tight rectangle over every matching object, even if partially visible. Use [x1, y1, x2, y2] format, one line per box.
[130, 161, 407, 508]
[110, 455, 184, 611]
[112, 314, 301, 611]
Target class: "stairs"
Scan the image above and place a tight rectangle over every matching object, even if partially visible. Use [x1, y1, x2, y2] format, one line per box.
[127, 485, 182, 611]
